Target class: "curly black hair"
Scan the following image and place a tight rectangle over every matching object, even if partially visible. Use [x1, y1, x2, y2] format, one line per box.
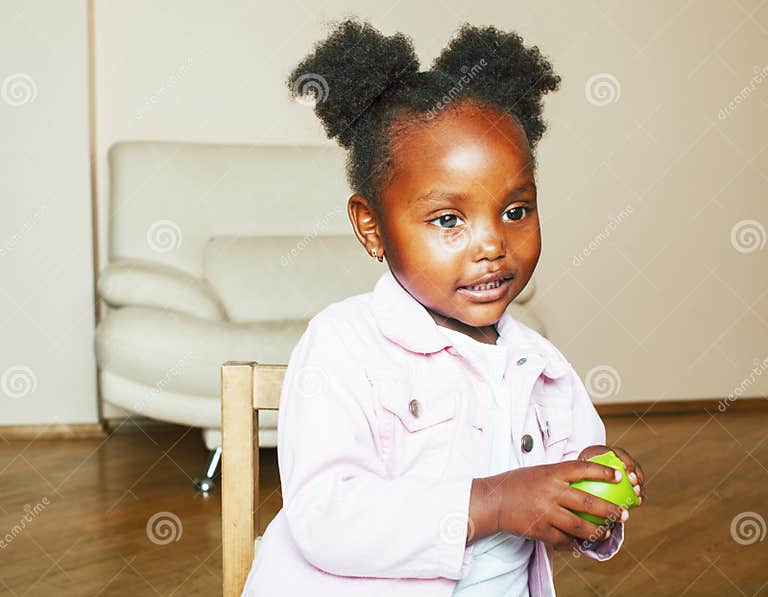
[286, 16, 561, 215]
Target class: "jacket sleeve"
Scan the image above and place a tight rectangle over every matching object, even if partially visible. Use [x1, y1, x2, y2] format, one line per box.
[558, 363, 625, 560]
[278, 314, 475, 580]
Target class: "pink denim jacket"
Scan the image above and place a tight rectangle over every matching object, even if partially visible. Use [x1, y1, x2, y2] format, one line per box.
[241, 269, 624, 597]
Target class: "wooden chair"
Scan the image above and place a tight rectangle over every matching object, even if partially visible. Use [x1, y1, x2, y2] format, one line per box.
[221, 361, 287, 597]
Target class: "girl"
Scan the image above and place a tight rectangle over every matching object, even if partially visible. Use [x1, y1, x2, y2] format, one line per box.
[241, 17, 645, 597]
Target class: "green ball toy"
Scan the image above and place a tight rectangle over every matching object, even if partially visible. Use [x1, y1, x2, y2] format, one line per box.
[569, 449, 639, 525]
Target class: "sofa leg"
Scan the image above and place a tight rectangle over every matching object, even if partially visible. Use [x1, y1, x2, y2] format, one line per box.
[193, 446, 222, 493]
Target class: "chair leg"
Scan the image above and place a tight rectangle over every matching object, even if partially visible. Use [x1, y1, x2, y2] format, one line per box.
[193, 446, 222, 493]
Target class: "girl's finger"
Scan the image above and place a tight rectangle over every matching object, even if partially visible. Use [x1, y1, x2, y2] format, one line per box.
[551, 507, 610, 542]
[629, 458, 643, 479]
[561, 487, 627, 526]
[609, 445, 624, 457]
[547, 526, 578, 550]
[563, 460, 623, 484]
[553, 537, 579, 551]
[613, 447, 638, 473]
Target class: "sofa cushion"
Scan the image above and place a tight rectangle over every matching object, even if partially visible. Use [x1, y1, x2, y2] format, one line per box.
[203, 235, 386, 322]
[98, 259, 227, 321]
[95, 305, 309, 397]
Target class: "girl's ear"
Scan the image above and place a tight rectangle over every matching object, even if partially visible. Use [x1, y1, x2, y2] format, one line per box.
[347, 193, 384, 258]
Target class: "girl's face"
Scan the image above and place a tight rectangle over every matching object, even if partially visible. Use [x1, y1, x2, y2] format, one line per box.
[350, 100, 541, 344]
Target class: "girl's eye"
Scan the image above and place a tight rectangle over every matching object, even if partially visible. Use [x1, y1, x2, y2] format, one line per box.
[503, 206, 527, 221]
[429, 207, 529, 229]
[429, 214, 464, 229]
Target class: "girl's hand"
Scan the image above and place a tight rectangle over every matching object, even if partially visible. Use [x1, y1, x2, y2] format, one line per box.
[578, 444, 645, 506]
[484, 460, 630, 550]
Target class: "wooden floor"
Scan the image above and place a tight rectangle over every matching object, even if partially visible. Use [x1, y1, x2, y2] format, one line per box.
[1, 410, 767, 596]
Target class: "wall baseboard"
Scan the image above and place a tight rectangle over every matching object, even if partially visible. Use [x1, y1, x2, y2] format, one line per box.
[595, 397, 767, 416]
[2, 399, 765, 440]
[102, 416, 181, 433]
[0, 422, 106, 439]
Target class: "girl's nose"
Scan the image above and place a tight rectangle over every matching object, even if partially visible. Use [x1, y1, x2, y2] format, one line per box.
[471, 222, 506, 261]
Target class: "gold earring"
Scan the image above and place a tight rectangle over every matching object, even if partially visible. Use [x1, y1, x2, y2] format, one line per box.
[371, 247, 383, 262]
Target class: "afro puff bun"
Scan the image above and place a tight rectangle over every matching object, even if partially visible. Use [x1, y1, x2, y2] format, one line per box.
[286, 16, 561, 212]
[431, 24, 561, 151]
[287, 18, 419, 149]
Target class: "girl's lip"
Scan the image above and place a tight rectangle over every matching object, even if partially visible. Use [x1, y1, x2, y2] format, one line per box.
[456, 277, 514, 303]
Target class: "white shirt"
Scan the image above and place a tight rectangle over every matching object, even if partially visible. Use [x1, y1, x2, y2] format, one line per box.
[438, 325, 533, 597]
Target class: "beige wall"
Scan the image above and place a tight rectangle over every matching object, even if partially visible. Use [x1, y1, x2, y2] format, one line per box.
[0, 0, 99, 424]
[4, 1, 762, 425]
[94, 1, 767, 406]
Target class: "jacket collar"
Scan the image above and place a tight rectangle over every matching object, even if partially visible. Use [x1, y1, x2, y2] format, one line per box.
[371, 269, 569, 380]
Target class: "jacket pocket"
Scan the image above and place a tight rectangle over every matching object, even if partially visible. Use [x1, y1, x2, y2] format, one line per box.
[372, 380, 460, 477]
[534, 403, 573, 448]
[379, 386, 457, 432]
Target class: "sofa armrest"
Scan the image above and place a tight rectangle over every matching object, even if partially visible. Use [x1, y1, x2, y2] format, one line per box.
[98, 259, 228, 321]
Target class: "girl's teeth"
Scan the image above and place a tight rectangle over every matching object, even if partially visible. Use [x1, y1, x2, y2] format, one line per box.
[467, 279, 502, 291]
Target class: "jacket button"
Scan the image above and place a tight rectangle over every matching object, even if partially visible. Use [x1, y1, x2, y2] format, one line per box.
[521, 434, 534, 452]
[516, 357, 527, 366]
[409, 399, 421, 417]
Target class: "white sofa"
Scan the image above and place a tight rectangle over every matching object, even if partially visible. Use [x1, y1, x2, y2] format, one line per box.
[94, 141, 544, 491]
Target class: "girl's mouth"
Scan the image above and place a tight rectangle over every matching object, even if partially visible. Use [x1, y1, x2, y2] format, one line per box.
[456, 276, 514, 303]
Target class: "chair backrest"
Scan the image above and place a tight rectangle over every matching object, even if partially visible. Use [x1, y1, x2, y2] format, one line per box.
[221, 361, 286, 597]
